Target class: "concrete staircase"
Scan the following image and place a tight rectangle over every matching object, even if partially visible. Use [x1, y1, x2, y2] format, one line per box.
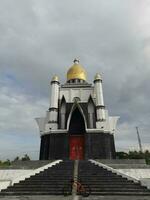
[0, 160, 73, 195]
[78, 160, 150, 196]
[0, 160, 150, 196]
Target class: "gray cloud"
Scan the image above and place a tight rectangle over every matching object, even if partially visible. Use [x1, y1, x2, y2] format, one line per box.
[0, 0, 150, 159]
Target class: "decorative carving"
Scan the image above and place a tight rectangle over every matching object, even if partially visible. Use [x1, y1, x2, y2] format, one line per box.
[96, 105, 105, 109]
[51, 80, 60, 85]
[48, 120, 57, 123]
[93, 79, 102, 84]
[49, 107, 58, 112]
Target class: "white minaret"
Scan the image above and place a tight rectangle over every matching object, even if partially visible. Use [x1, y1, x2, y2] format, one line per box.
[94, 73, 106, 121]
[48, 75, 60, 130]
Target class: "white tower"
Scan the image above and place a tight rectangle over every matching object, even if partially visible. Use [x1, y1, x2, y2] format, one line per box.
[94, 73, 106, 121]
[36, 60, 119, 160]
[47, 75, 60, 130]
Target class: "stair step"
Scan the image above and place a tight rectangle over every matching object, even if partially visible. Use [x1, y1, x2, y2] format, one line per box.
[13, 183, 142, 187]
[0, 191, 65, 195]
[7, 187, 148, 192]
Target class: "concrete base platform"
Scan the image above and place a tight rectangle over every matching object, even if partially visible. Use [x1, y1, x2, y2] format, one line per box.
[0, 196, 150, 200]
[81, 196, 150, 200]
[0, 196, 72, 200]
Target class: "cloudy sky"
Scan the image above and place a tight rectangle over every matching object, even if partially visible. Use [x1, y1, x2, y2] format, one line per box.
[0, 0, 150, 160]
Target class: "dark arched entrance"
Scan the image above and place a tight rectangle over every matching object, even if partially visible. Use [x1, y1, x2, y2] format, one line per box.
[69, 107, 85, 160]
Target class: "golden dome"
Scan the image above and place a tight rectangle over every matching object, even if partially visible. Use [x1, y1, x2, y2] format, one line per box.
[67, 59, 86, 81]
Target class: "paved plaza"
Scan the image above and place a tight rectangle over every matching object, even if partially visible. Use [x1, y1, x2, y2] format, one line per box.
[0, 195, 150, 200]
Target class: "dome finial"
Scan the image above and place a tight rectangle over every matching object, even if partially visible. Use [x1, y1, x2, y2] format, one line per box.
[51, 75, 59, 82]
[73, 58, 79, 64]
[94, 73, 102, 81]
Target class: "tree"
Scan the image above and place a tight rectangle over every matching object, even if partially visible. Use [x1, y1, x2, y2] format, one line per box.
[116, 150, 150, 165]
[14, 156, 19, 161]
[3, 159, 11, 166]
[21, 154, 30, 161]
[116, 152, 128, 159]
[144, 150, 150, 164]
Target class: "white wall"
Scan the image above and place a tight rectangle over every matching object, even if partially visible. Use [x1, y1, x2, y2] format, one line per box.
[0, 170, 33, 191]
[59, 87, 94, 102]
[117, 169, 150, 189]
[0, 160, 62, 191]
[117, 169, 150, 179]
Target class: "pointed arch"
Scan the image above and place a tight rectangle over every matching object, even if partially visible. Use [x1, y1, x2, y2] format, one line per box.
[88, 95, 96, 128]
[69, 107, 85, 134]
[88, 95, 95, 113]
[60, 95, 66, 129]
[67, 103, 87, 133]
[60, 95, 66, 113]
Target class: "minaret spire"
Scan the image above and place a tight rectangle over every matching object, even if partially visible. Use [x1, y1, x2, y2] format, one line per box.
[94, 73, 106, 121]
[47, 75, 60, 130]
